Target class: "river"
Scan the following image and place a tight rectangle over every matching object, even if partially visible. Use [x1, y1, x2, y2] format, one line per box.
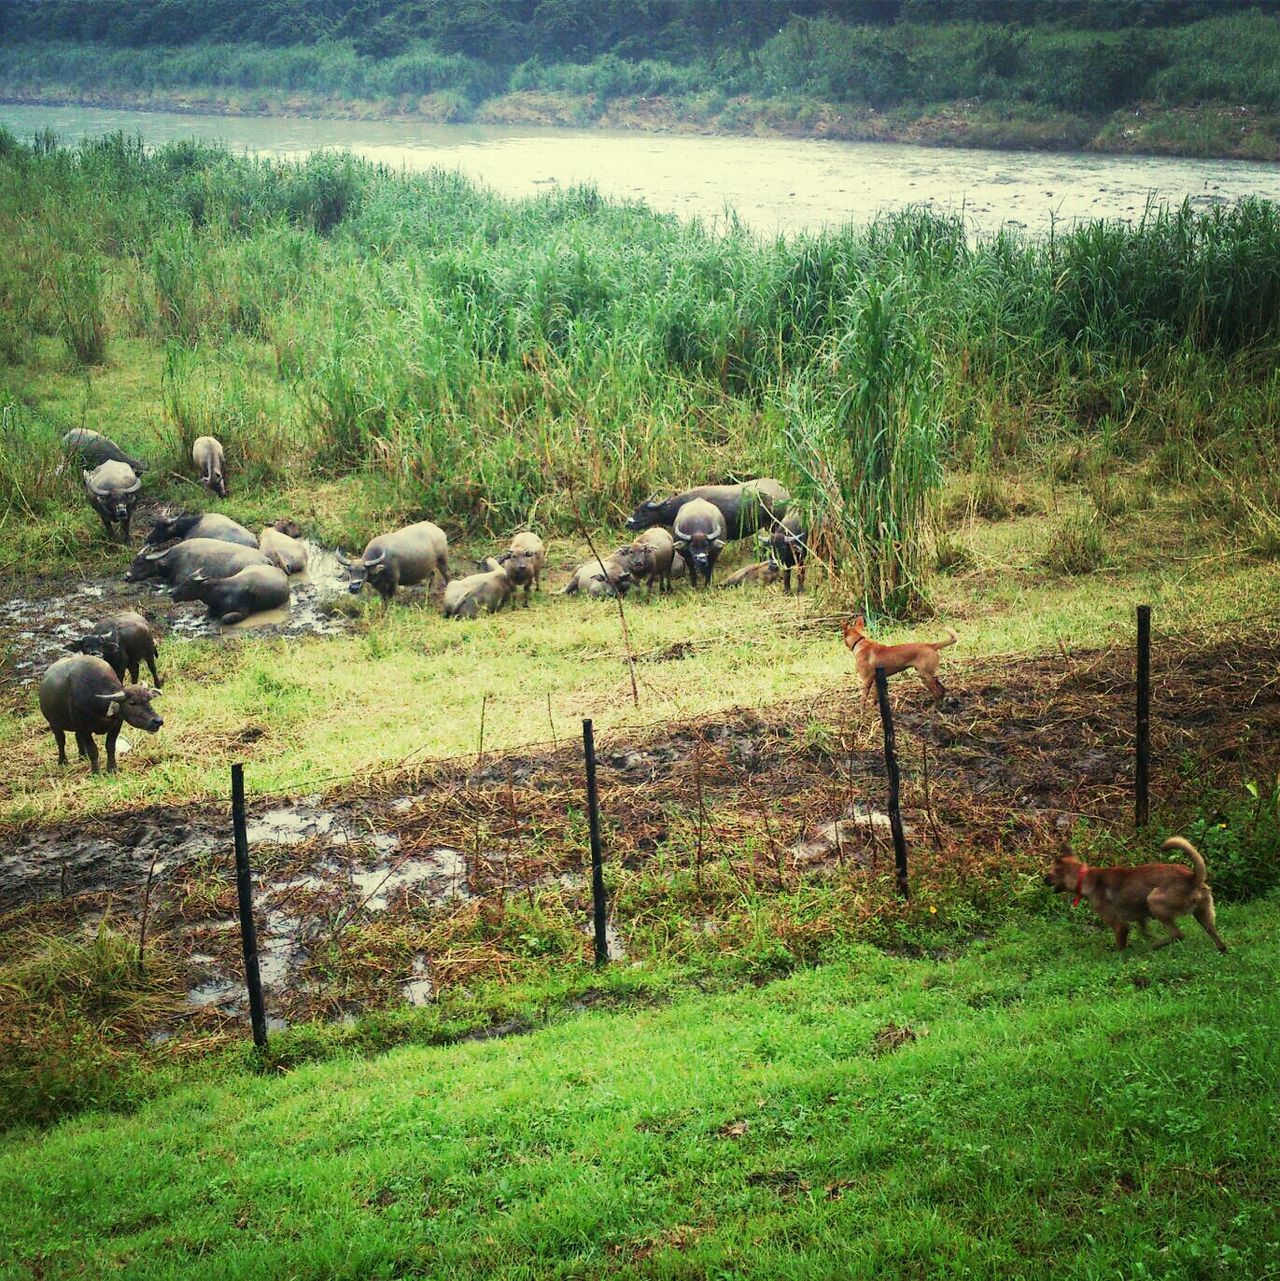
[2, 101, 1277, 238]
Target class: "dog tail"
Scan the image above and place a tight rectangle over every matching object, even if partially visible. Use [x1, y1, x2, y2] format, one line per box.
[1162, 836, 1207, 888]
[934, 628, 958, 649]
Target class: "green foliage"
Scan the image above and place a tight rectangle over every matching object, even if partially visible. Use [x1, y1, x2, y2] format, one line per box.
[3, 133, 1280, 559]
[48, 250, 108, 366]
[1183, 777, 1280, 902]
[4, 6, 1280, 122]
[0, 398, 68, 517]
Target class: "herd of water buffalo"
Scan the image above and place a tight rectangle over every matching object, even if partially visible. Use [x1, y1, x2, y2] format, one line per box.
[37, 428, 809, 774]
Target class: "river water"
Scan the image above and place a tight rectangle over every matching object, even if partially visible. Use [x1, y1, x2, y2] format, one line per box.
[3, 101, 1278, 238]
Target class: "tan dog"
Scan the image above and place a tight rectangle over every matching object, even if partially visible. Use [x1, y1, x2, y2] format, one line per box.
[1045, 836, 1227, 953]
[842, 614, 957, 706]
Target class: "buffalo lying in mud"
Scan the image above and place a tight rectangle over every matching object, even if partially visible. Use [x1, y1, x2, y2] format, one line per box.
[145, 511, 258, 549]
[68, 611, 162, 686]
[760, 511, 809, 594]
[192, 435, 228, 497]
[172, 564, 291, 624]
[343, 521, 449, 601]
[39, 654, 162, 775]
[83, 461, 142, 543]
[259, 522, 309, 575]
[496, 532, 545, 606]
[442, 559, 516, 619]
[62, 428, 146, 475]
[672, 498, 727, 588]
[125, 537, 272, 587]
[626, 479, 789, 541]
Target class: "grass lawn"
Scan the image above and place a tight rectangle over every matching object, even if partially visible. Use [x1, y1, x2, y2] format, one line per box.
[1, 901, 1276, 1280]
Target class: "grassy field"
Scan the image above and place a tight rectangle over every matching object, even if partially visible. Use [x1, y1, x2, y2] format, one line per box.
[2, 902, 1276, 1280]
[0, 130, 1277, 1224]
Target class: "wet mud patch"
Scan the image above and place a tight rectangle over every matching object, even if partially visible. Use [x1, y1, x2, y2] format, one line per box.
[3, 626, 1277, 1034]
[0, 541, 358, 689]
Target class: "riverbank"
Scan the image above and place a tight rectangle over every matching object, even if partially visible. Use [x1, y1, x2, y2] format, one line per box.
[4, 81, 1279, 163]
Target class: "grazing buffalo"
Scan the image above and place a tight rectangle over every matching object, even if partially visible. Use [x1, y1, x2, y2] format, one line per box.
[760, 511, 809, 594]
[62, 428, 146, 475]
[68, 611, 162, 686]
[192, 436, 228, 498]
[125, 537, 271, 587]
[39, 654, 163, 775]
[720, 560, 780, 588]
[625, 479, 789, 541]
[496, 532, 545, 606]
[442, 559, 515, 619]
[145, 511, 257, 548]
[671, 498, 727, 588]
[83, 461, 142, 543]
[562, 552, 633, 598]
[172, 564, 291, 624]
[344, 521, 449, 601]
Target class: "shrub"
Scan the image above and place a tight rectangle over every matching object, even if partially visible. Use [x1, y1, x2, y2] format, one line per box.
[1182, 777, 1280, 902]
[1041, 511, 1105, 575]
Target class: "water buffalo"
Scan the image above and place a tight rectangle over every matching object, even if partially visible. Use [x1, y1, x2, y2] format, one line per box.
[442, 559, 516, 619]
[192, 435, 228, 497]
[720, 560, 780, 588]
[495, 531, 545, 606]
[616, 527, 676, 593]
[625, 479, 789, 541]
[125, 537, 271, 586]
[62, 428, 146, 475]
[144, 511, 258, 548]
[68, 611, 161, 686]
[172, 564, 291, 624]
[344, 521, 449, 601]
[672, 498, 727, 588]
[39, 654, 163, 774]
[759, 511, 809, 594]
[259, 523, 309, 575]
[83, 461, 142, 543]
[562, 553, 633, 598]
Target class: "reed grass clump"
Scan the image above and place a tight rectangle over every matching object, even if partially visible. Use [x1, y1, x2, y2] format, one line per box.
[48, 251, 108, 366]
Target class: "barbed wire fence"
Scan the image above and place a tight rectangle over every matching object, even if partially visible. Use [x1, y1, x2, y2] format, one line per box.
[3, 606, 1278, 1048]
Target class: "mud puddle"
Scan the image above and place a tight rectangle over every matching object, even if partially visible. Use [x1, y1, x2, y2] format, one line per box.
[166, 540, 353, 640]
[1, 789, 478, 1026]
[1, 541, 356, 687]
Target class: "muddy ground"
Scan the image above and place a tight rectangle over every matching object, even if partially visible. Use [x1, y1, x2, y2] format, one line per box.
[3, 626, 1276, 1035]
[0, 538, 356, 688]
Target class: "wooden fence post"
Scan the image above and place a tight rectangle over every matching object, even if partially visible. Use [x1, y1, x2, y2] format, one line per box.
[874, 668, 910, 899]
[231, 763, 268, 1049]
[582, 720, 609, 966]
[1136, 604, 1151, 830]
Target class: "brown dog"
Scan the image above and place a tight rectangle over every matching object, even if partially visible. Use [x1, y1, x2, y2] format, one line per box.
[842, 614, 957, 706]
[1045, 836, 1227, 953]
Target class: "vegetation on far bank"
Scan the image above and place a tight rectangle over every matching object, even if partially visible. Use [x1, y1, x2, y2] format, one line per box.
[4, 3, 1280, 158]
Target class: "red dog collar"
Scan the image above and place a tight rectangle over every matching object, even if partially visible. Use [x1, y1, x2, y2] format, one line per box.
[1072, 864, 1087, 907]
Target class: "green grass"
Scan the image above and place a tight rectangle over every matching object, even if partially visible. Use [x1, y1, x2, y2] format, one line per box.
[1, 901, 1275, 1280]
